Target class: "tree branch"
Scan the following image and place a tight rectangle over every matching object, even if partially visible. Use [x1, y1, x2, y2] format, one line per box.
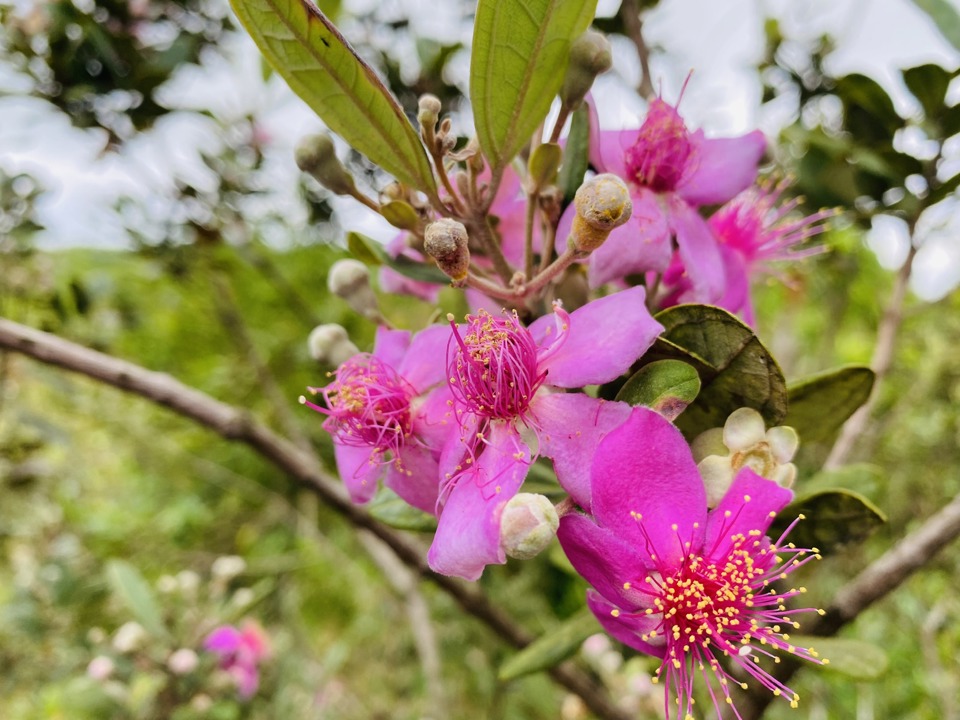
[0, 316, 630, 720]
[619, 0, 656, 100]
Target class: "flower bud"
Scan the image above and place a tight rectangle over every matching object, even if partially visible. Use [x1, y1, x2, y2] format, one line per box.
[294, 134, 357, 196]
[308, 323, 359, 367]
[560, 30, 612, 109]
[570, 174, 632, 252]
[424, 218, 471, 282]
[328, 259, 380, 318]
[417, 94, 442, 132]
[112, 621, 147, 653]
[168, 648, 200, 675]
[499, 493, 559, 560]
[87, 655, 115, 681]
[693, 407, 800, 508]
[211, 555, 246, 581]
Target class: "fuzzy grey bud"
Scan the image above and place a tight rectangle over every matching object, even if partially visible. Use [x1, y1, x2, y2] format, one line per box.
[295, 134, 356, 196]
[499, 493, 559, 560]
[570, 174, 632, 252]
[561, 30, 613, 109]
[418, 94, 442, 131]
[424, 219, 471, 282]
[328, 259, 380, 318]
[308, 324, 360, 366]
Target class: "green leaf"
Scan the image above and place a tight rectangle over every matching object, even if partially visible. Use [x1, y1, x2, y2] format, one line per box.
[558, 103, 591, 204]
[789, 636, 890, 680]
[368, 488, 438, 532]
[471, 0, 597, 171]
[379, 201, 421, 231]
[105, 560, 169, 639]
[347, 231, 450, 285]
[644, 305, 788, 437]
[785, 366, 874, 444]
[910, 0, 960, 52]
[804, 463, 883, 500]
[499, 609, 600, 681]
[616, 359, 701, 421]
[835, 74, 904, 142]
[772, 489, 886, 554]
[528, 142, 563, 191]
[902, 63, 952, 121]
[229, 0, 436, 193]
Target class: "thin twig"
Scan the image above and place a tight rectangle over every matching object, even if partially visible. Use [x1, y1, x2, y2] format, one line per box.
[0, 316, 631, 720]
[619, 0, 656, 100]
[825, 243, 917, 469]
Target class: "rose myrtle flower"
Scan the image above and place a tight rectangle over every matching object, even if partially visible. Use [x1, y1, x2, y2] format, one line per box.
[204, 621, 270, 700]
[660, 179, 832, 324]
[557, 97, 766, 301]
[427, 285, 663, 580]
[300, 324, 453, 513]
[558, 407, 825, 719]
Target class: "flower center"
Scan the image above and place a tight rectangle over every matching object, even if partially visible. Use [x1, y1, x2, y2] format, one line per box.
[646, 535, 762, 657]
[448, 309, 545, 420]
[319, 354, 413, 455]
[731, 442, 779, 479]
[623, 99, 695, 193]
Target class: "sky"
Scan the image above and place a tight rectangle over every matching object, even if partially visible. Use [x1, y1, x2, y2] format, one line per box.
[1, 0, 959, 299]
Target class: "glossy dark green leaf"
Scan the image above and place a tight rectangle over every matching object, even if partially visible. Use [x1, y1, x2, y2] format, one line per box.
[804, 463, 883, 500]
[616, 359, 701, 421]
[105, 560, 169, 639]
[368, 488, 438, 532]
[346, 231, 386, 266]
[773, 489, 886, 554]
[910, 0, 960, 52]
[902, 63, 952, 120]
[499, 608, 600, 681]
[785, 366, 874, 444]
[558, 103, 591, 204]
[789, 636, 889, 680]
[644, 305, 788, 437]
[230, 0, 436, 193]
[471, 0, 597, 171]
[927, 170, 960, 206]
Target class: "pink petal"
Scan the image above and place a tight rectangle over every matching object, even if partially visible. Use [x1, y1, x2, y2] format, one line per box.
[388, 444, 441, 514]
[714, 245, 752, 322]
[591, 407, 706, 568]
[333, 442, 382, 504]
[427, 423, 531, 580]
[204, 625, 242, 654]
[586, 590, 666, 659]
[588, 201, 672, 288]
[558, 513, 654, 609]
[677, 130, 766, 207]
[398, 323, 450, 393]
[230, 663, 260, 700]
[666, 194, 725, 304]
[411, 384, 456, 453]
[533, 392, 632, 511]
[372, 327, 411, 369]
[590, 127, 635, 178]
[379, 266, 442, 302]
[531, 286, 663, 388]
[703, 468, 793, 561]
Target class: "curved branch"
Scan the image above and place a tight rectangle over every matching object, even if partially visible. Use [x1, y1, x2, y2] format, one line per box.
[734, 490, 960, 719]
[0, 316, 630, 720]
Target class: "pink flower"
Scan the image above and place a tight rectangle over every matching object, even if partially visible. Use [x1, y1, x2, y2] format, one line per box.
[301, 325, 453, 513]
[661, 179, 831, 324]
[558, 407, 824, 718]
[204, 621, 271, 700]
[559, 97, 766, 302]
[427, 286, 663, 580]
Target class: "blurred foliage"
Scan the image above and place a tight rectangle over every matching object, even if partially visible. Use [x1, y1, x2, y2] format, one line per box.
[1, 0, 960, 718]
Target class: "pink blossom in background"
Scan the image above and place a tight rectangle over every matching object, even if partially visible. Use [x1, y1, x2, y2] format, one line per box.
[660, 178, 832, 324]
[204, 621, 271, 700]
[301, 324, 454, 513]
[558, 96, 765, 302]
[427, 286, 663, 580]
[557, 407, 824, 718]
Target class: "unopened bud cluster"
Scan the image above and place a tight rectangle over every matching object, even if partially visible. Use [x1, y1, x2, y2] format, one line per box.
[328, 259, 380, 319]
[424, 218, 471, 282]
[499, 493, 559, 560]
[295, 134, 356, 196]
